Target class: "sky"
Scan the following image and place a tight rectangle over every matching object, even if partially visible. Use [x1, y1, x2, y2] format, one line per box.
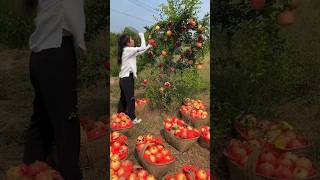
[110, 0, 210, 33]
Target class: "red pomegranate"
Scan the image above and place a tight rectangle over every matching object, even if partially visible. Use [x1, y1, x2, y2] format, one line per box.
[251, 0, 266, 10]
[277, 10, 295, 26]
[289, 0, 300, 10]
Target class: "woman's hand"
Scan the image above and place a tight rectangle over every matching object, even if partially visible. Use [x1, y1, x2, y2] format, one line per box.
[138, 32, 144, 37]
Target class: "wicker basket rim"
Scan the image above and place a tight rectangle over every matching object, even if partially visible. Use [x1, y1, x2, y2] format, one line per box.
[111, 123, 133, 130]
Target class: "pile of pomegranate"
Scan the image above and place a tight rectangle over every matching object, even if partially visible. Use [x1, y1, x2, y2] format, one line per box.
[224, 138, 317, 179]
[110, 131, 129, 161]
[199, 126, 210, 143]
[266, 122, 308, 150]
[136, 134, 164, 150]
[163, 116, 201, 139]
[6, 161, 63, 180]
[165, 165, 210, 180]
[80, 116, 107, 140]
[110, 158, 156, 180]
[236, 114, 308, 150]
[142, 144, 175, 165]
[135, 134, 175, 165]
[256, 151, 316, 179]
[135, 98, 148, 107]
[180, 98, 208, 120]
[224, 139, 254, 167]
[111, 113, 133, 130]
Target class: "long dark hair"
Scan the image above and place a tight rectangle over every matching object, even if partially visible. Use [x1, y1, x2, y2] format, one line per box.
[117, 34, 130, 65]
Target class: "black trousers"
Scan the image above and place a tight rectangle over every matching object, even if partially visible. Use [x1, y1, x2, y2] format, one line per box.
[117, 73, 136, 120]
[23, 36, 80, 180]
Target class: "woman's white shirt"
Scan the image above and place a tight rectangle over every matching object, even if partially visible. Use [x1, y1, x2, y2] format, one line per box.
[119, 33, 151, 78]
[29, 0, 86, 52]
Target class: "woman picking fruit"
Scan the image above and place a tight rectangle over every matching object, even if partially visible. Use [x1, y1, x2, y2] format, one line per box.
[117, 31, 153, 124]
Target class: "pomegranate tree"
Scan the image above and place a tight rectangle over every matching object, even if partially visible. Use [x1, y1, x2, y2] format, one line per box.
[139, 0, 209, 73]
[138, 0, 209, 112]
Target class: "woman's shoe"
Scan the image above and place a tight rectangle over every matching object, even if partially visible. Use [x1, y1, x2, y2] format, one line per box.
[133, 118, 142, 124]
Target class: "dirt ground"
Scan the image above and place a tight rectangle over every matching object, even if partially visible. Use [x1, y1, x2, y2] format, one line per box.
[0, 49, 108, 179]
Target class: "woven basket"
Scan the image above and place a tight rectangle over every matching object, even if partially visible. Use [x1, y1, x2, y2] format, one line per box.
[135, 104, 146, 116]
[81, 160, 107, 180]
[86, 135, 106, 162]
[250, 149, 317, 180]
[98, 115, 109, 125]
[162, 129, 199, 152]
[188, 117, 209, 128]
[80, 126, 92, 169]
[234, 113, 312, 153]
[135, 143, 175, 178]
[271, 132, 312, 154]
[226, 145, 317, 180]
[234, 113, 261, 141]
[111, 123, 133, 136]
[80, 125, 107, 169]
[199, 136, 210, 150]
[180, 111, 190, 122]
[224, 150, 247, 180]
[81, 139, 107, 180]
[163, 169, 196, 180]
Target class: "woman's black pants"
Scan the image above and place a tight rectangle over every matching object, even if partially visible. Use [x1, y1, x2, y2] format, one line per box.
[117, 73, 136, 120]
[23, 36, 81, 180]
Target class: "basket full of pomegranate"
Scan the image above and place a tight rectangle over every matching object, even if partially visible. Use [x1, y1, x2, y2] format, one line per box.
[224, 139, 256, 180]
[224, 138, 317, 180]
[235, 114, 310, 151]
[254, 150, 317, 180]
[111, 112, 133, 134]
[110, 131, 129, 161]
[135, 133, 165, 148]
[179, 98, 208, 127]
[80, 116, 107, 141]
[234, 113, 269, 140]
[135, 98, 148, 115]
[6, 161, 63, 180]
[79, 116, 107, 169]
[266, 121, 310, 151]
[164, 165, 210, 180]
[162, 116, 201, 152]
[110, 158, 156, 180]
[135, 134, 176, 178]
[198, 126, 210, 150]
